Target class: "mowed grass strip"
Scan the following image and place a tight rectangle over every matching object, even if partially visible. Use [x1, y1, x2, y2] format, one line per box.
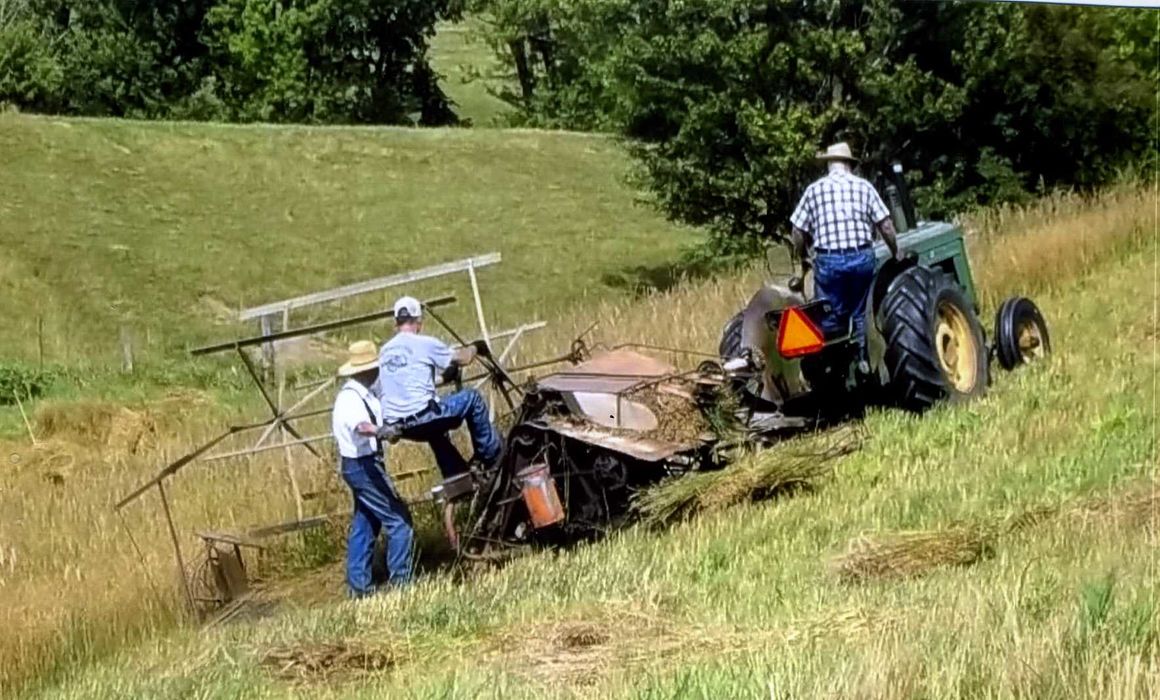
[10, 185, 1155, 698]
[0, 113, 696, 365]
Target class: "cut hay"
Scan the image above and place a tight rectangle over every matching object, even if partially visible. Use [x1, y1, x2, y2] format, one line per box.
[634, 426, 860, 526]
[1003, 481, 1160, 535]
[629, 381, 713, 446]
[487, 603, 896, 690]
[832, 527, 995, 582]
[834, 481, 1158, 584]
[260, 640, 397, 683]
[33, 392, 211, 453]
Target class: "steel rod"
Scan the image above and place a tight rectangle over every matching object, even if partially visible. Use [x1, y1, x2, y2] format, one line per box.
[190, 294, 457, 356]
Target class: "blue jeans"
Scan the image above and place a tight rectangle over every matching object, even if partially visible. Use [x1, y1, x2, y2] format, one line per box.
[813, 248, 876, 357]
[340, 454, 413, 596]
[398, 389, 502, 477]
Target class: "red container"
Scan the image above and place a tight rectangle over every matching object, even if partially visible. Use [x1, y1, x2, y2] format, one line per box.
[517, 463, 565, 529]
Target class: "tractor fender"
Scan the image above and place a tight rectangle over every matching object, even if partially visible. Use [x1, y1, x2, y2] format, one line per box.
[739, 282, 810, 404]
[869, 255, 919, 320]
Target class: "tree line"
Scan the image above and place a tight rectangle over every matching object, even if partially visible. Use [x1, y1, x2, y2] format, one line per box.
[473, 0, 1156, 249]
[0, 0, 462, 124]
[2, 0, 1155, 248]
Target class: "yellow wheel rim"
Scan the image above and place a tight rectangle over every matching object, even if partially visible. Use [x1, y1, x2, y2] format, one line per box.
[1016, 319, 1045, 362]
[934, 301, 978, 393]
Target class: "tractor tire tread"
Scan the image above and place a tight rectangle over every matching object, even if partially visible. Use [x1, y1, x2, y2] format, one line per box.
[879, 266, 987, 412]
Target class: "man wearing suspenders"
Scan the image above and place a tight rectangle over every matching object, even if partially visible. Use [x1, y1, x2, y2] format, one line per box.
[332, 340, 414, 597]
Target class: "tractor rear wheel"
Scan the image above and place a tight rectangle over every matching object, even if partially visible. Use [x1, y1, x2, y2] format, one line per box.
[879, 267, 989, 411]
[718, 312, 743, 359]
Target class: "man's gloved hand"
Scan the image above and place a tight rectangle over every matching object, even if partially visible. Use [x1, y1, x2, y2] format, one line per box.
[441, 362, 462, 385]
[471, 339, 491, 357]
[376, 423, 403, 444]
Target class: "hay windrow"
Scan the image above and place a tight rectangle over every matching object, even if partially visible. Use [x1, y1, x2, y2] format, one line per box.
[634, 426, 860, 526]
[486, 603, 898, 690]
[259, 640, 398, 683]
[834, 481, 1158, 583]
[832, 528, 996, 582]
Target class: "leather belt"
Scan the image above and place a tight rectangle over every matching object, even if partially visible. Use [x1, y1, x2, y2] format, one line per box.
[815, 242, 872, 254]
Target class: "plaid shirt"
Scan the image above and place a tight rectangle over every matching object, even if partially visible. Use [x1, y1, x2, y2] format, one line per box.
[790, 171, 891, 251]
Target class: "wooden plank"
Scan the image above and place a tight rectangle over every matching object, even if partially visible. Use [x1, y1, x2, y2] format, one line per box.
[238, 253, 501, 320]
[247, 513, 343, 539]
[196, 530, 265, 549]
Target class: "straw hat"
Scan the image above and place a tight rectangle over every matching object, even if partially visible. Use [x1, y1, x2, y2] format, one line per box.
[816, 142, 859, 162]
[337, 340, 379, 377]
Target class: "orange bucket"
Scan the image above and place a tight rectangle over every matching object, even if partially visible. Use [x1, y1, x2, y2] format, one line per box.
[517, 463, 565, 529]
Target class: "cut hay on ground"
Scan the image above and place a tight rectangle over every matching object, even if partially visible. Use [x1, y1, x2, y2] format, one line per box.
[1003, 481, 1159, 535]
[259, 640, 397, 683]
[486, 602, 897, 691]
[832, 528, 996, 582]
[834, 481, 1158, 583]
[634, 426, 860, 526]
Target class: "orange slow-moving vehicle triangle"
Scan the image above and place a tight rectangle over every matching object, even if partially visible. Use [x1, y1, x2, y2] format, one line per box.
[777, 306, 825, 358]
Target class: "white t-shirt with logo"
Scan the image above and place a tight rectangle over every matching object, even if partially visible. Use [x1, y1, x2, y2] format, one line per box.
[378, 332, 454, 420]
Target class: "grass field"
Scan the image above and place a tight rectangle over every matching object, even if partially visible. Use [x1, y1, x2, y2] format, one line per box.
[0, 112, 696, 371]
[429, 20, 516, 127]
[3, 181, 1153, 697]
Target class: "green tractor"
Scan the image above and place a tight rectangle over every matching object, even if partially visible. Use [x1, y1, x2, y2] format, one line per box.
[720, 165, 1050, 419]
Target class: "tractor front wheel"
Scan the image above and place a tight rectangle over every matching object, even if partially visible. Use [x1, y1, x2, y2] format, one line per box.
[994, 296, 1050, 370]
[879, 267, 989, 411]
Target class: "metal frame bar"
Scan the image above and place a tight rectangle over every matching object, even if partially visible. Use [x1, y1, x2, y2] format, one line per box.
[238, 254, 499, 321]
[191, 295, 457, 356]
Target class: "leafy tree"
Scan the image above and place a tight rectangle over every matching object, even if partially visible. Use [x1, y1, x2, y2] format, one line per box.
[204, 0, 459, 124]
[0, 0, 460, 124]
[476, 0, 1156, 245]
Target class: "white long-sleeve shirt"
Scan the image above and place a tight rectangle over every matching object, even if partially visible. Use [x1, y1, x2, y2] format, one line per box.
[331, 379, 385, 459]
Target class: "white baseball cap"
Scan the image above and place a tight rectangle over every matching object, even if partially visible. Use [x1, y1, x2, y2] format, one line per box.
[393, 296, 422, 320]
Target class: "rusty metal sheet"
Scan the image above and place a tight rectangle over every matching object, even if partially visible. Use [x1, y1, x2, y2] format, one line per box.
[542, 417, 698, 462]
[538, 349, 676, 394]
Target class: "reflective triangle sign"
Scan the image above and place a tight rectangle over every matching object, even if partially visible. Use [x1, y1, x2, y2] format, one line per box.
[777, 306, 825, 358]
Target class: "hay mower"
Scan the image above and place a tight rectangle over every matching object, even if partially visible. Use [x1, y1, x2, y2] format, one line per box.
[425, 165, 1050, 560]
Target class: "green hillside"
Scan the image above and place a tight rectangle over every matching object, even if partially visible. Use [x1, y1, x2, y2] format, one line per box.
[12, 188, 1155, 699]
[0, 114, 695, 366]
[430, 20, 516, 126]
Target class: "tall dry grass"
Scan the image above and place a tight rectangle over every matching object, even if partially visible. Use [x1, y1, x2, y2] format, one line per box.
[1, 182, 1153, 693]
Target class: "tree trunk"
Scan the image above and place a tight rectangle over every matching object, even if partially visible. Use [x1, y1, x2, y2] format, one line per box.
[508, 39, 535, 101]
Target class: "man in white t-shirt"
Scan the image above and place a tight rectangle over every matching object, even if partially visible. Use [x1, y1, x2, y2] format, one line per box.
[377, 296, 503, 478]
[331, 340, 413, 597]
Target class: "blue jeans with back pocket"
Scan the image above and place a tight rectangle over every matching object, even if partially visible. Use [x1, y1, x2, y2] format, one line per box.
[813, 248, 877, 357]
[341, 454, 413, 596]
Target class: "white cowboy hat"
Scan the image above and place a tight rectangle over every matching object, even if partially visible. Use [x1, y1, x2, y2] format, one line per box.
[337, 340, 379, 377]
[816, 142, 859, 162]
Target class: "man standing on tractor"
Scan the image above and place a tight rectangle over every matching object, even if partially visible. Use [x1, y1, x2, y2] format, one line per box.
[332, 340, 414, 597]
[377, 296, 503, 478]
[790, 142, 904, 372]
